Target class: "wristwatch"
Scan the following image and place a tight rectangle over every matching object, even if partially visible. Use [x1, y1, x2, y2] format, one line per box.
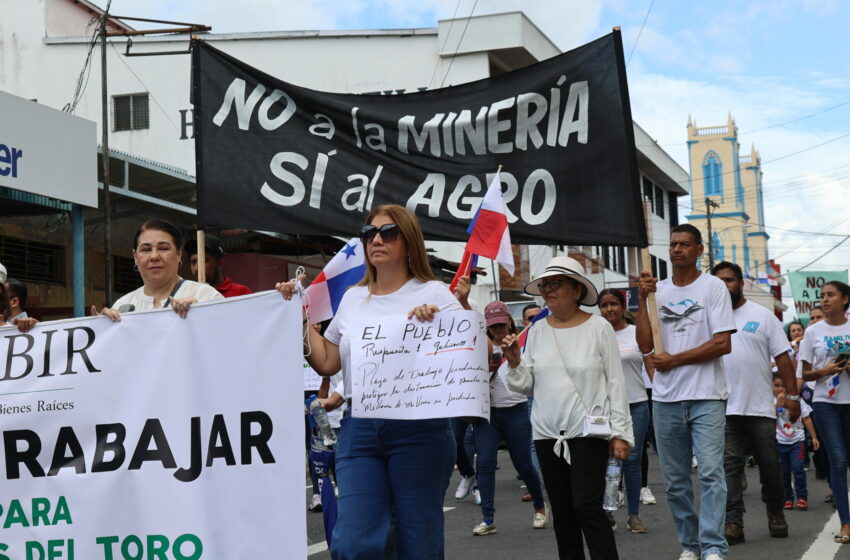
[784, 395, 802, 402]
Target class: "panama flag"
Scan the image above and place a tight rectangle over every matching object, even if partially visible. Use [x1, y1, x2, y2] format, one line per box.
[517, 307, 550, 351]
[304, 238, 366, 323]
[449, 172, 515, 291]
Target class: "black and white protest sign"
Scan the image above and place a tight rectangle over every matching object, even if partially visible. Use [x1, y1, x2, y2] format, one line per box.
[192, 30, 645, 246]
[349, 311, 490, 420]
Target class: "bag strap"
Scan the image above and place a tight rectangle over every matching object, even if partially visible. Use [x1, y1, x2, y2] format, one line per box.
[161, 278, 185, 308]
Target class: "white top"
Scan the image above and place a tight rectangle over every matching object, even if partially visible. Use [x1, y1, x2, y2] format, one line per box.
[506, 314, 634, 463]
[324, 279, 462, 399]
[724, 301, 792, 417]
[112, 279, 223, 311]
[799, 319, 850, 403]
[489, 361, 527, 408]
[327, 375, 345, 429]
[614, 325, 648, 404]
[775, 399, 812, 445]
[653, 272, 736, 403]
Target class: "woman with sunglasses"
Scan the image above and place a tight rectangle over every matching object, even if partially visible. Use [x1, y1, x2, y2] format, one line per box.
[502, 256, 633, 560]
[598, 288, 651, 533]
[278, 204, 461, 560]
[799, 281, 850, 543]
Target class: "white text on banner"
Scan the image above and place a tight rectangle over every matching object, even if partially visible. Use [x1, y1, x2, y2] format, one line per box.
[350, 310, 490, 420]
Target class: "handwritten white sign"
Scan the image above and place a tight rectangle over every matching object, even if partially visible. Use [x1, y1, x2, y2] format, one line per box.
[350, 310, 490, 420]
[304, 362, 323, 391]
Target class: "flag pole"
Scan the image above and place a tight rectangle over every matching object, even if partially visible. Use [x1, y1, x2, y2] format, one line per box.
[196, 230, 206, 284]
[492, 164, 503, 301]
[640, 202, 663, 354]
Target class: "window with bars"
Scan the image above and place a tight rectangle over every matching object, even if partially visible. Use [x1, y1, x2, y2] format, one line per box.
[0, 236, 64, 284]
[113, 93, 150, 131]
[113, 256, 140, 296]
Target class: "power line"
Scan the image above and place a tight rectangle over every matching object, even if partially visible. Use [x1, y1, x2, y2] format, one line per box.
[790, 235, 850, 272]
[109, 41, 180, 133]
[626, 0, 654, 67]
[426, 0, 462, 90]
[439, 0, 479, 89]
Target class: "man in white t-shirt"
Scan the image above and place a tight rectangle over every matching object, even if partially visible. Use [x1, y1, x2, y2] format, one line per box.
[636, 224, 735, 560]
[712, 261, 800, 545]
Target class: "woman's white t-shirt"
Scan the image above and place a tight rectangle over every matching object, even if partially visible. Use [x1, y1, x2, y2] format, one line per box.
[799, 319, 850, 404]
[614, 324, 648, 404]
[112, 279, 223, 311]
[324, 279, 463, 399]
[490, 361, 527, 408]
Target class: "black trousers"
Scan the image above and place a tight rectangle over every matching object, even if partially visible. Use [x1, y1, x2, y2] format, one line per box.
[725, 415, 786, 525]
[536, 438, 619, 560]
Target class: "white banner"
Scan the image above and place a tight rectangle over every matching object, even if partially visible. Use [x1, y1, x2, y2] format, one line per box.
[0, 292, 305, 559]
[350, 310, 490, 420]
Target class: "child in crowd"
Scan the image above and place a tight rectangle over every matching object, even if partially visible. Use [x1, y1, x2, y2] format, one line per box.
[773, 374, 819, 510]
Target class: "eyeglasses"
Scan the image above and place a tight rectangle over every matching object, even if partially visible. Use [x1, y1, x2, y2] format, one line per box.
[359, 224, 400, 245]
[537, 279, 563, 292]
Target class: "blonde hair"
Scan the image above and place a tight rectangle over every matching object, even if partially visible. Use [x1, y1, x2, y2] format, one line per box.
[357, 204, 435, 289]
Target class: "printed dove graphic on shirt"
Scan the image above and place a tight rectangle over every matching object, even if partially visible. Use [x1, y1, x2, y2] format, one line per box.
[659, 299, 704, 324]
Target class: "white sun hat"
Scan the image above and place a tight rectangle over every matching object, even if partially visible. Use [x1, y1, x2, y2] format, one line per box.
[524, 256, 599, 306]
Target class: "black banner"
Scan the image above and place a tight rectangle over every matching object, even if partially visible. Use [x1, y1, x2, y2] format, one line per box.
[192, 31, 646, 246]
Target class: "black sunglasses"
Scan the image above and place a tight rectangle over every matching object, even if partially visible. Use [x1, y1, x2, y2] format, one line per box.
[359, 224, 400, 244]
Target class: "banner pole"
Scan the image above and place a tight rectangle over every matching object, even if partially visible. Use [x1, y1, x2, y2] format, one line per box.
[641, 202, 663, 354]
[197, 230, 206, 284]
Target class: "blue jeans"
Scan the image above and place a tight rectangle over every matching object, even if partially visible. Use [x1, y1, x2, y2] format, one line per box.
[653, 400, 727, 558]
[778, 441, 808, 501]
[331, 416, 455, 560]
[812, 402, 850, 524]
[472, 402, 545, 522]
[623, 401, 649, 516]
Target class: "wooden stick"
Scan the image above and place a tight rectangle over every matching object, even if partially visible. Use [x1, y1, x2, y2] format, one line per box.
[640, 248, 664, 354]
[196, 230, 206, 284]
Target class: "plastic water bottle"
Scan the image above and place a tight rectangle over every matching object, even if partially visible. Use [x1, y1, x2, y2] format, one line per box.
[309, 397, 338, 448]
[603, 458, 622, 512]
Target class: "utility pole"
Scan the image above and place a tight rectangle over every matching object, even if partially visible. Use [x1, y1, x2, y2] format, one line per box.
[705, 197, 720, 270]
[100, 11, 113, 307]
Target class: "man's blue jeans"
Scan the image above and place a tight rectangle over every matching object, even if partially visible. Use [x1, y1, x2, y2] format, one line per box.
[472, 402, 545, 523]
[330, 416, 455, 559]
[623, 401, 650, 516]
[812, 402, 850, 525]
[653, 400, 727, 558]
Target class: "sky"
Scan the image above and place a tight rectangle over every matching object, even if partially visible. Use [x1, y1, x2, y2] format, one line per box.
[109, 0, 850, 316]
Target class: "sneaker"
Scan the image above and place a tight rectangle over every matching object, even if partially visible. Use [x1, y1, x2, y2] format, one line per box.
[472, 521, 497, 535]
[677, 551, 699, 560]
[308, 494, 322, 512]
[796, 499, 809, 511]
[725, 522, 745, 545]
[455, 475, 475, 500]
[473, 487, 482, 506]
[627, 515, 648, 533]
[768, 513, 788, 538]
[704, 554, 724, 560]
[783, 500, 794, 510]
[607, 512, 617, 530]
[521, 492, 532, 502]
[640, 487, 657, 505]
[533, 507, 548, 529]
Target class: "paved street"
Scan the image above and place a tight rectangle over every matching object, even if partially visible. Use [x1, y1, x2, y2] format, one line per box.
[306, 447, 840, 559]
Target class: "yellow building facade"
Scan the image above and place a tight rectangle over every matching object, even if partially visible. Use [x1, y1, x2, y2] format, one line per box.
[686, 114, 769, 276]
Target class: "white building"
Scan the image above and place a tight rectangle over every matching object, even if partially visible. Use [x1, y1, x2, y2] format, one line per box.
[0, 0, 688, 315]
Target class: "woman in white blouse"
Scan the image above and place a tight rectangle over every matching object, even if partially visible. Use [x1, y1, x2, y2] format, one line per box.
[503, 256, 633, 560]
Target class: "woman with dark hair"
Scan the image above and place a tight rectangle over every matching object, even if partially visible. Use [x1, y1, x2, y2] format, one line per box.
[278, 204, 461, 559]
[800, 280, 850, 543]
[469, 300, 547, 536]
[598, 288, 651, 533]
[95, 219, 222, 319]
[502, 256, 632, 560]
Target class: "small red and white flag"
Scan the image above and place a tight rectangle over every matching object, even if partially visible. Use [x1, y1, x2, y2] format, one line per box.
[450, 172, 515, 291]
